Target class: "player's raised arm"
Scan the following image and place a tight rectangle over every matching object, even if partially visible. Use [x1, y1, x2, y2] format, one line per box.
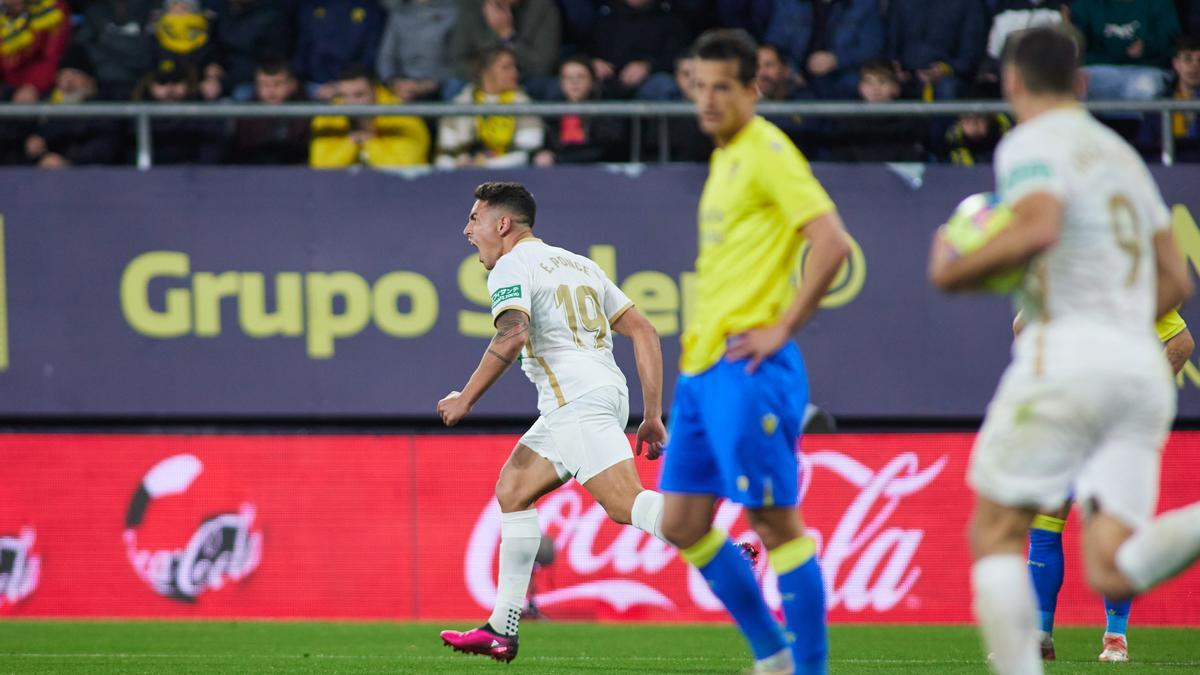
[611, 306, 666, 459]
[437, 308, 529, 426]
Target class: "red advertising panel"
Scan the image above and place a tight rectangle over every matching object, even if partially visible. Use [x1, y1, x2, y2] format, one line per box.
[2, 433, 1198, 624]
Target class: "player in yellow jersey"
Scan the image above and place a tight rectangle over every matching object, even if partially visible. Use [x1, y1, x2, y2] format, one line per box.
[657, 29, 852, 675]
[1018, 309, 1194, 663]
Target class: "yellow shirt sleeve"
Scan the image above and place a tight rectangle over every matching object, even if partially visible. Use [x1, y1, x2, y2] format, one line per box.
[754, 135, 835, 231]
[1156, 309, 1187, 342]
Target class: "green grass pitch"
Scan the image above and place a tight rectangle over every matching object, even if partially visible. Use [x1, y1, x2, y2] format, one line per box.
[1, 620, 1197, 673]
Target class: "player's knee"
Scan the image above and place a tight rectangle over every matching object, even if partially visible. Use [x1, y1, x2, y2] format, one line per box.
[494, 476, 531, 512]
[603, 504, 632, 525]
[661, 518, 705, 549]
[968, 515, 1025, 559]
[1084, 552, 1135, 601]
[745, 510, 803, 551]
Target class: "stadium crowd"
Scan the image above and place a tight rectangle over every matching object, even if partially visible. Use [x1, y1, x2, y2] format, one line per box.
[1, 0, 1198, 167]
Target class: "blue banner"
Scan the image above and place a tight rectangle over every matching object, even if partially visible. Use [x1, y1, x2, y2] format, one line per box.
[1, 164, 1198, 419]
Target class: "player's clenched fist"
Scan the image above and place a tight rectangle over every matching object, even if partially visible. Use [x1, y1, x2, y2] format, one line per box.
[437, 391, 471, 427]
[635, 417, 667, 460]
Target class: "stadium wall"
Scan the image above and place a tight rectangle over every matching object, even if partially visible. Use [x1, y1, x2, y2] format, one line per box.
[2, 431, 1198, 625]
[2, 165, 1200, 421]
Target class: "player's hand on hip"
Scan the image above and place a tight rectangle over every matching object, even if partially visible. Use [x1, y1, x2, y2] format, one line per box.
[437, 391, 471, 427]
[727, 324, 789, 374]
[635, 417, 667, 460]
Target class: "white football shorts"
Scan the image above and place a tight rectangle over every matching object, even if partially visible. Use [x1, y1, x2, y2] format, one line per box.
[519, 385, 632, 485]
[969, 362, 1174, 528]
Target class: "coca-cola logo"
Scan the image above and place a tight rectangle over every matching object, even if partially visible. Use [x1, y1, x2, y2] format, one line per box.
[465, 449, 947, 615]
[0, 527, 40, 609]
[123, 454, 263, 602]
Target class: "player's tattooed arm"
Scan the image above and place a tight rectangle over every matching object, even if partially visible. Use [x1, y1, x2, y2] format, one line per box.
[488, 309, 530, 365]
[437, 309, 529, 426]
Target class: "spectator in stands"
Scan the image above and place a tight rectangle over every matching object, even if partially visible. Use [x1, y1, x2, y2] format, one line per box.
[942, 111, 1012, 165]
[0, 0, 71, 102]
[21, 44, 123, 168]
[641, 50, 712, 162]
[589, 0, 697, 99]
[765, 0, 884, 100]
[534, 55, 625, 165]
[132, 57, 227, 163]
[886, 0, 988, 100]
[756, 42, 807, 100]
[825, 58, 926, 161]
[152, 0, 223, 100]
[75, 0, 156, 100]
[436, 46, 542, 167]
[1070, 0, 1181, 101]
[1142, 36, 1200, 161]
[978, 0, 1065, 90]
[293, 0, 383, 100]
[310, 64, 430, 168]
[376, 0, 456, 102]
[757, 42, 821, 153]
[230, 59, 310, 164]
[206, 0, 291, 101]
[449, 0, 560, 93]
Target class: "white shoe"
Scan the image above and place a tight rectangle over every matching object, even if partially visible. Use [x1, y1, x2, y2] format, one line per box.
[751, 647, 794, 674]
[1098, 632, 1129, 662]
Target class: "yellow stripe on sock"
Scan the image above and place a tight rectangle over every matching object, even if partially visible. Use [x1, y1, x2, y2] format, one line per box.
[1032, 515, 1066, 533]
[680, 528, 728, 569]
[769, 536, 817, 575]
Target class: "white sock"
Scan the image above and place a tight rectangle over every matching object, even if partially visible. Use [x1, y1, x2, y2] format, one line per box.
[972, 554, 1043, 675]
[631, 490, 665, 542]
[1115, 502, 1200, 593]
[487, 508, 540, 636]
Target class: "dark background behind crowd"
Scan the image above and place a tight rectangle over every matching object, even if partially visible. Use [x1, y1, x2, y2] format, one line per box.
[1, 0, 1199, 168]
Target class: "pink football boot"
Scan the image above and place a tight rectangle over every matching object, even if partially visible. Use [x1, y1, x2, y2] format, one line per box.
[440, 624, 519, 663]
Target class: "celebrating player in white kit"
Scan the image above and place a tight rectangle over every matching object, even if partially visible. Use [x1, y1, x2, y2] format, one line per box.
[929, 27, 1200, 675]
[437, 182, 669, 663]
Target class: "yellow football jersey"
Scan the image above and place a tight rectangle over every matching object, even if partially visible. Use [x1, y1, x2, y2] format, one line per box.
[1156, 309, 1187, 342]
[680, 116, 835, 375]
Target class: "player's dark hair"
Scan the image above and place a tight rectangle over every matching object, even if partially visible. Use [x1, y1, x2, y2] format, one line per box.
[475, 182, 536, 228]
[1002, 26, 1081, 95]
[693, 29, 758, 85]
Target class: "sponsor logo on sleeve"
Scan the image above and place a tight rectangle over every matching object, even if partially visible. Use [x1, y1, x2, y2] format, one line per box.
[490, 285, 522, 308]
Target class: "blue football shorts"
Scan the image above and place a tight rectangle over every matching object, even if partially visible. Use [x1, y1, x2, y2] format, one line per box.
[659, 342, 809, 508]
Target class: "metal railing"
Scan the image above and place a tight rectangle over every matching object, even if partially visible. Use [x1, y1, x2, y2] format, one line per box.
[2, 99, 1198, 169]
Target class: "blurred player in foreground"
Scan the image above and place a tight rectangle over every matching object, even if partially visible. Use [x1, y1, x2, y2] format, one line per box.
[437, 181, 669, 662]
[929, 26, 1200, 675]
[658, 29, 852, 675]
[1017, 309, 1194, 662]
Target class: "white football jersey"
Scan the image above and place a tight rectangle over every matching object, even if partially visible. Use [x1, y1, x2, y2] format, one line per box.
[996, 107, 1171, 372]
[487, 238, 633, 415]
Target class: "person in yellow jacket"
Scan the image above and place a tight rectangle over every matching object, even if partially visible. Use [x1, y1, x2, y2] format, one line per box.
[310, 65, 430, 168]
